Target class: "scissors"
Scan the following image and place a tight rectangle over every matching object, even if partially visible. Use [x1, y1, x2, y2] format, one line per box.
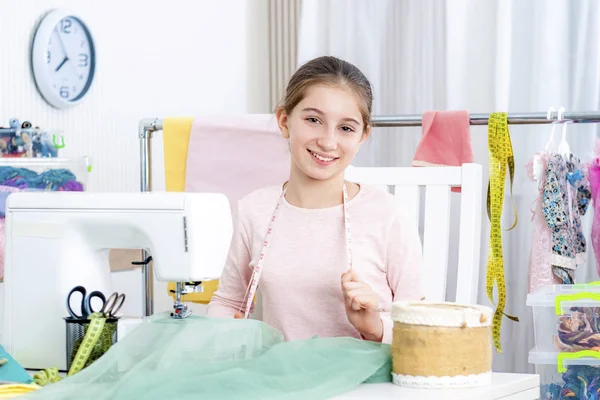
[101, 291, 126, 318]
[66, 286, 126, 319]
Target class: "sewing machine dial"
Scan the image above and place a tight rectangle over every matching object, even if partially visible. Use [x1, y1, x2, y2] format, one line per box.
[31, 9, 96, 109]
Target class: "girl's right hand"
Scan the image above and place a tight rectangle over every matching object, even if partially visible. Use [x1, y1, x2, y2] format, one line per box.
[234, 311, 244, 319]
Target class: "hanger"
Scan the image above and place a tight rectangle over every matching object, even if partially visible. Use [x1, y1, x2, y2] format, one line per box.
[544, 107, 558, 152]
[556, 106, 571, 160]
[533, 107, 558, 181]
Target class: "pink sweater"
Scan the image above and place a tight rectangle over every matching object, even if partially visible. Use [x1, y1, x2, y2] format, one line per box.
[207, 184, 423, 344]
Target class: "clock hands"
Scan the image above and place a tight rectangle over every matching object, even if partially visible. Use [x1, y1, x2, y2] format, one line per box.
[54, 27, 79, 76]
[55, 57, 68, 72]
[54, 27, 70, 57]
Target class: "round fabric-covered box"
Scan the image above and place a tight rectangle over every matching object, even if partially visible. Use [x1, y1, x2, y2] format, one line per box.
[391, 301, 493, 388]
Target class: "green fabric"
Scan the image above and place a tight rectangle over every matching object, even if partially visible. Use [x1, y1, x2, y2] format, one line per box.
[24, 313, 391, 399]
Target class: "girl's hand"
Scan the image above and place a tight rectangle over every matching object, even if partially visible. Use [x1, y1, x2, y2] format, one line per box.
[341, 269, 383, 342]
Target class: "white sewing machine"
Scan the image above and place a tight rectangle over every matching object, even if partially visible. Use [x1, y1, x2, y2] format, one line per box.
[1, 191, 232, 371]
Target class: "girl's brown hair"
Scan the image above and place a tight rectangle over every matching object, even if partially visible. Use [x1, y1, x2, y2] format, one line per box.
[276, 56, 373, 131]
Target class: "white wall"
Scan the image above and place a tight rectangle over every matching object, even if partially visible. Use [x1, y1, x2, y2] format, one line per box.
[0, 0, 271, 338]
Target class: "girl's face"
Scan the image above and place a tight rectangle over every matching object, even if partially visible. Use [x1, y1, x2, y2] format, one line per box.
[277, 84, 369, 183]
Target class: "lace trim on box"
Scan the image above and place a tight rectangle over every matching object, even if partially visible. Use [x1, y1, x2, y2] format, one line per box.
[392, 371, 492, 388]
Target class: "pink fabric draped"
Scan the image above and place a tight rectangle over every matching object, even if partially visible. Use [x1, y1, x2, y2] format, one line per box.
[184, 114, 291, 215]
[589, 140, 600, 276]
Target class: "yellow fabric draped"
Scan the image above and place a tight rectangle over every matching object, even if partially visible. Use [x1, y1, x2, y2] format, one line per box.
[163, 118, 218, 304]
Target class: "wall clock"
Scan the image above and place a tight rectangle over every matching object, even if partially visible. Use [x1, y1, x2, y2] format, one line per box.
[31, 9, 96, 109]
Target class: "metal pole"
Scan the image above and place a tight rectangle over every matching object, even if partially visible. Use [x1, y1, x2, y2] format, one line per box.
[138, 118, 159, 317]
[144, 113, 600, 132]
[371, 111, 600, 127]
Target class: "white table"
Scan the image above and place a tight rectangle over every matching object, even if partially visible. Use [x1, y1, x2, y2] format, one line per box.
[25, 370, 539, 399]
[332, 373, 540, 400]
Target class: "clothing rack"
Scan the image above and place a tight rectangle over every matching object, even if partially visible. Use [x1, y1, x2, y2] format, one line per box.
[371, 111, 600, 127]
[136, 110, 600, 316]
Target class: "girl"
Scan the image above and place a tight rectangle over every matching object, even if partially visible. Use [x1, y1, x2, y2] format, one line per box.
[207, 56, 423, 344]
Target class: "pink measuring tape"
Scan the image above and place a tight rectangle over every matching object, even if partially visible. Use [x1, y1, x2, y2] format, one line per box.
[239, 183, 353, 318]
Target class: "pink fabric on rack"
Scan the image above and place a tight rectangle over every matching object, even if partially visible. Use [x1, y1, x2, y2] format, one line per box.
[412, 110, 473, 193]
[184, 114, 291, 214]
[589, 140, 600, 276]
[0, 185, 22, 280]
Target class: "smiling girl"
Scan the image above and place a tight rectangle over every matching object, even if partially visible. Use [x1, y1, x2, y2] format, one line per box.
[207, 56, 423, 343]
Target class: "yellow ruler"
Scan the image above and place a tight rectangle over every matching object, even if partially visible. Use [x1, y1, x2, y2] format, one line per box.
[67, 313, 106, 376]
[487, 112, 519, 353]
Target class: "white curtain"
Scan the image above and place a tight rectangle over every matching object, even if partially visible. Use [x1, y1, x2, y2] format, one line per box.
[298, 0, 600, 373]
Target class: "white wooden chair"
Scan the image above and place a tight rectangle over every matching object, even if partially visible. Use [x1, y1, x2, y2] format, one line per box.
[345, 163, 483, 304]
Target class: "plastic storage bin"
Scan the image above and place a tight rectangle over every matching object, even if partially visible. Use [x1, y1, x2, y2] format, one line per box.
[527, 284, 600, 353]
[529, 348, 600, 399]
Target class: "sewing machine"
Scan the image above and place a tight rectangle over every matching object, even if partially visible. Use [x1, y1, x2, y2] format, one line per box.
[1, 191, 232, 371]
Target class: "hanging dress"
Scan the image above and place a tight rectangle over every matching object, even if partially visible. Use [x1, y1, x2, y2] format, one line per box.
[528, 152, 592, 292]
[588, 140, 600, 276]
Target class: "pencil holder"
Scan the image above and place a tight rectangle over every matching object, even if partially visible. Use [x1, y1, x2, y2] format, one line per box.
[64, 316, 118, 372]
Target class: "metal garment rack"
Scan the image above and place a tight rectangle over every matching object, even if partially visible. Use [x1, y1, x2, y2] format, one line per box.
[136, 110, 600, 316]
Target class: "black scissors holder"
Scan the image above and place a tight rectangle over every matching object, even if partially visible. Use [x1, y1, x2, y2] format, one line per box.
[64, 316, 119, 371]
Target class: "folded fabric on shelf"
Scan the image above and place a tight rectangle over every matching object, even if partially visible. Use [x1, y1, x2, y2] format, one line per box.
[0, 167, 84, 191]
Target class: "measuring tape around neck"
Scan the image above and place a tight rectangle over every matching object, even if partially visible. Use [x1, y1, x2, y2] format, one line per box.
[487, 112, 520, 353]
[239, 183, 352, 318]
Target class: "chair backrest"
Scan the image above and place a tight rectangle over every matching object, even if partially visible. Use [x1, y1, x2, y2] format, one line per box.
[344, 163, 483, 304]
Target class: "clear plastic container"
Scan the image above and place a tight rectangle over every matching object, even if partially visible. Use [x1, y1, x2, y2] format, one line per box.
[526, 284, 600, 353]
[0, 157, 90, 191]
[529, 348, 600, 399]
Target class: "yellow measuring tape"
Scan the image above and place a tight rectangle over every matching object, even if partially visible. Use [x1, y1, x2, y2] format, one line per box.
[33, 367, 62, 386]
[31, 313, 113, 386]
[486, 112, 519, 353]
[67, 312, 107, 376]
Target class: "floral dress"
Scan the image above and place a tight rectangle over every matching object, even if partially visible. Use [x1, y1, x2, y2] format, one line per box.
[528, 152, 592, 292]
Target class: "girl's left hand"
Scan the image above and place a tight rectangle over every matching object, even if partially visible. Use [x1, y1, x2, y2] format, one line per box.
[341, 269, 383, 342]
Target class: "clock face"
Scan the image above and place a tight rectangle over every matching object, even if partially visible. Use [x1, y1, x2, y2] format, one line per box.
[46, 16, 95, 102]
[31, 10, 96, 108]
